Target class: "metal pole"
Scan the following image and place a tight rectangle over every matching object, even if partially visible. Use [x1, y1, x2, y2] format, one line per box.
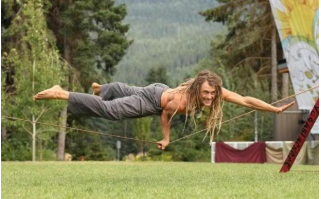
[116, 140, 121, 161]
[254, 112, 258, 142]
[211, 142, 215, 163]
[254, 75, 258, 142]
[117, 148, 119, 161]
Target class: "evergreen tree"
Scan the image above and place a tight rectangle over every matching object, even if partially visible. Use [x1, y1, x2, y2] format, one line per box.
[46, 0, 132, 89]
[1, 0, 67, 161]
[145, 66, 169, 85]
[45, 0, 132, 160]
[199, 0, 284, 97]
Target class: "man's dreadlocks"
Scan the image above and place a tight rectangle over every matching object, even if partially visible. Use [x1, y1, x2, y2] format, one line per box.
[170, 70, 224, 142]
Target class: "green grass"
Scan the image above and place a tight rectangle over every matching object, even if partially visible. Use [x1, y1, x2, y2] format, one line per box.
[1, 162, 319, 199]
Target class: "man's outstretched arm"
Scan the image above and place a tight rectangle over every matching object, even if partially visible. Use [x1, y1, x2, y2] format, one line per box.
[157, 110, 171, 150]
[222, 88, 295, 113]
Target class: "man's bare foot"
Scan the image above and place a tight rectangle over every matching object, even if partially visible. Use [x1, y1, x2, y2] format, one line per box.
[33, 85, 65, 100]
[92, 82, 102, 96]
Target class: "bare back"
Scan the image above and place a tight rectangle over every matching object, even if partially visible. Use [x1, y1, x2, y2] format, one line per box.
[160, 89, 187, 115]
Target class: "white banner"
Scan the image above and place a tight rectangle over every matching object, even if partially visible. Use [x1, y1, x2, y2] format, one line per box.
[269, 0, 319, 133]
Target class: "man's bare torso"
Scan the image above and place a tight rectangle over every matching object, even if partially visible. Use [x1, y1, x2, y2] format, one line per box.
[160, 89, 186, 115]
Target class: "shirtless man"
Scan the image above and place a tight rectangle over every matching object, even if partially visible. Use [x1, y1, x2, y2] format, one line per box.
[33, 70, 295, 150]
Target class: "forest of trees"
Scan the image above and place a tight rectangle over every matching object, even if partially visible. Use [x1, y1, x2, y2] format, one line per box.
[1, 0, 291, 162]
[112, 0, 223, 86]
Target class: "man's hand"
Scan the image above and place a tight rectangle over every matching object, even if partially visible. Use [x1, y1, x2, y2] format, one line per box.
[157, 139, 169, 150]
[275, 101, 295, 113]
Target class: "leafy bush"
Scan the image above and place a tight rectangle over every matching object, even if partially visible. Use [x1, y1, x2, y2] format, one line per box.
[86, 144, 116, 161]
[1, 138, 32, 161]
[37, 149, 56, 161]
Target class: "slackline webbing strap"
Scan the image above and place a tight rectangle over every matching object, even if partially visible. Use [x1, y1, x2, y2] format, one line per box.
[279, 98, 319, 173]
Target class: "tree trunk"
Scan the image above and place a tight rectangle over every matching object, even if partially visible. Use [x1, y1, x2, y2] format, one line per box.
[39, 138, 42, 161]
[57, 105, 67, 161]
[32, 60, 37, 161]
[271, 25, 279, 141]
[57, 40, 71, 161]
[282, 73, 289, 98]
[271, 26, 278, 102]
[1, 127, 7, 141]
[32, 115, 36, 161]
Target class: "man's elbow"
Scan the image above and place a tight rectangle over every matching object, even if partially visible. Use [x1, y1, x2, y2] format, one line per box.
[242, 97, 254, 108]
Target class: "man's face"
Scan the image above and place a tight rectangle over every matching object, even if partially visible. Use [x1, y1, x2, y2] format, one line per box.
[199, 81, 216, 107]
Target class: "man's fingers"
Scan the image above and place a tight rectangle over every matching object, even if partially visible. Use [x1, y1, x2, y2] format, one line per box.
[157, 141, 168, 150]
[277, 101, 295, 113]
[282, 101, 295, 111]
[285, 101, 295, 107]
[156, 143, 166, 150]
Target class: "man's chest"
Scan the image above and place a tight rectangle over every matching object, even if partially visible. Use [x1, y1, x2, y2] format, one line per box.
[164, 99, 186, 115]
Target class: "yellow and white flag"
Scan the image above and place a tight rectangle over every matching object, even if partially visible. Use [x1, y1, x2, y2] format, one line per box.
[269, 0, 319, 133]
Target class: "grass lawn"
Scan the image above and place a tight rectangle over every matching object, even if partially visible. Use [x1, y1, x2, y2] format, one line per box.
[1, 161, 319, 199]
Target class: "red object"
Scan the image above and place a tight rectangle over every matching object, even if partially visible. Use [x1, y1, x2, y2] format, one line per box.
[280, 98, 319, 173]
[215, 142, 266, 163]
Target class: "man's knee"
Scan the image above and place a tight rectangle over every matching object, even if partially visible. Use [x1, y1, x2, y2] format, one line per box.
[109, 82, 128, 96]
[108, 82, 124, 92]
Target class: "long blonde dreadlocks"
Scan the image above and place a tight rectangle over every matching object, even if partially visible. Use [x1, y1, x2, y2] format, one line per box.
[170, 70, 224, 142]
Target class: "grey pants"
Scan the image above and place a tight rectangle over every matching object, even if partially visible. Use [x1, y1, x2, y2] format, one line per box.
[67, 82, 169, 120]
